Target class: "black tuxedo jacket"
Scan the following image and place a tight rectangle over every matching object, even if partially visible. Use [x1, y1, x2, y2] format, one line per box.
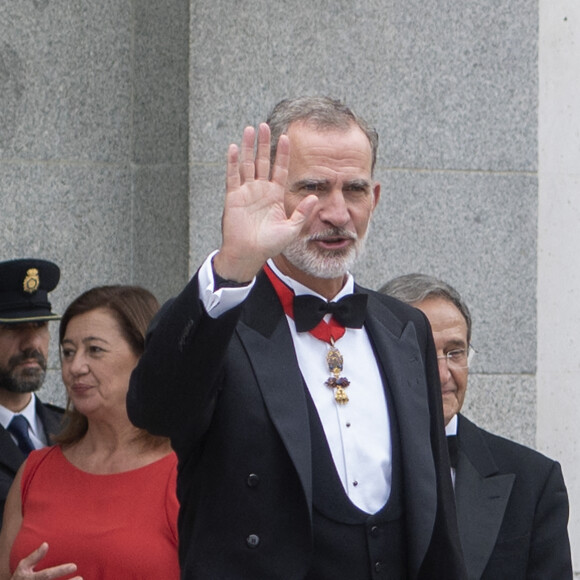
[128, 270, 467, 579]
[455, 414, 572, 580]
[0, 397, 64, 527]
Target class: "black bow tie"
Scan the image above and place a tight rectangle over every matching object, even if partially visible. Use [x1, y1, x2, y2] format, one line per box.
[447, 435, 459, 469]
[293, 293, 368, 332]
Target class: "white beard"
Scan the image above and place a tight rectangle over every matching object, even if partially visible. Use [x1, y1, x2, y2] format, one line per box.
[282, 226, 369, 279]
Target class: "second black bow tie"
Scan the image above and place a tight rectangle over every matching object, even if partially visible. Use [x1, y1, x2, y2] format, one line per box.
[293, 293, 368, 332]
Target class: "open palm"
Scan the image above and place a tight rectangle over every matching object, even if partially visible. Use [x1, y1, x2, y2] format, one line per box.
[214, 123, 316, 282]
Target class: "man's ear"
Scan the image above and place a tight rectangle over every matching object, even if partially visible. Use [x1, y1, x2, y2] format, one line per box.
[372, 182, 381, 209]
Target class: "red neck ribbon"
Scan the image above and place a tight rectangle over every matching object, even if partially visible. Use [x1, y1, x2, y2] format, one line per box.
[264, 264, 346, 344]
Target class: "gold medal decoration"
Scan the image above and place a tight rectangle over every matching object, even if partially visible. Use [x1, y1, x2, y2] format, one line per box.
[23, 268, 40, 294]
[262, 266, 357, 405]
[325, 339, 350, 404]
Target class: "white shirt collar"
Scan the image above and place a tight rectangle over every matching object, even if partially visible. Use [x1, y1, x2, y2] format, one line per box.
[266, 259, 354, 300]
[0, 393, 38, 430]
[445, 413, 458, 436]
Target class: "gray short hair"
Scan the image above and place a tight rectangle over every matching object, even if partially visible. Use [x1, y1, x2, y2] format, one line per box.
[266, 96, 379, 175]
[379, 273, 472, 343]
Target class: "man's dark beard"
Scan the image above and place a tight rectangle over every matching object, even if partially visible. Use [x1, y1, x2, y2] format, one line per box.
[0, 349, 47, 393]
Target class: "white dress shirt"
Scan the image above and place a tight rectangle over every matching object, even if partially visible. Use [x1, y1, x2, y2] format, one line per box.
[445, 413, 458, 488]
[198, 253, 391, 514]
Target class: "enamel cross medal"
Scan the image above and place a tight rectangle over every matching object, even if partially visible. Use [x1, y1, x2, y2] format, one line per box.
[262, 264, 358, 405]
[325, 338, 350, 404]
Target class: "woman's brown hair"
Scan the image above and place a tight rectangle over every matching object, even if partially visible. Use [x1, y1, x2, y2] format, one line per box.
[54, 285, 166, 449]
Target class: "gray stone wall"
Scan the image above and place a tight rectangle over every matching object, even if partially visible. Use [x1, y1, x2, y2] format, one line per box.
[4, 0, 578, 568]
[0, 1, 539, 437]
[0, 0, 189, 406]
[188, 0, 538, 446]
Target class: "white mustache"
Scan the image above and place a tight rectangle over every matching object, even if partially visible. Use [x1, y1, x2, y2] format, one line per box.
[308, 229, 357, 242]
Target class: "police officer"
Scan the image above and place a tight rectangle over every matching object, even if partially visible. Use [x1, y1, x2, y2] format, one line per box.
[0, 259, 64, 526]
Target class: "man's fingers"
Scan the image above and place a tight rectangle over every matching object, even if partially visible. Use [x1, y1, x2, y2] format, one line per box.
[270, 134, 290, 188]
[240, 126, 257, 181]
[226, 144, 241, 194]
[228, 124, 285, 196]
[288, 194, 318, 229]
[254, 123, 271, 180]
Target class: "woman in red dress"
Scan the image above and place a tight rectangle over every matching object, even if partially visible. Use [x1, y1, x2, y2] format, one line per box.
[0, 286, 180, 580]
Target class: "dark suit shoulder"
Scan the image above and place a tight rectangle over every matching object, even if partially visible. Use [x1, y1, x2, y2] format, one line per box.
[35, 398, 65, 418]
[459, 414, 560, 478]
[41, 402, 65, 416]
[35, 398, 66, 441]
[457, 416, 571, 579]
[359, 285, 430, 324]
[360, 286, 433, 350]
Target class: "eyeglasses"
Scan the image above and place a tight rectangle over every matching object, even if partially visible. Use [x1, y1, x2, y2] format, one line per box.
[436, 345, 475, 369]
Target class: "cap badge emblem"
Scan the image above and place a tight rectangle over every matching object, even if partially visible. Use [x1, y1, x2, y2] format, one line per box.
[23, 269, 40, 294]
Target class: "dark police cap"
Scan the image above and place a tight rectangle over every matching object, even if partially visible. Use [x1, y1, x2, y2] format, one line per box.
[0, 259, 61, 324]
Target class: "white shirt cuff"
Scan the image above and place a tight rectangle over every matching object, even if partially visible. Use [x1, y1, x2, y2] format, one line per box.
[198, 251, 255, 318]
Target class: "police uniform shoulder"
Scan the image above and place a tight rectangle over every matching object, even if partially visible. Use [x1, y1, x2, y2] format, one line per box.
[42, 402, 66, 415]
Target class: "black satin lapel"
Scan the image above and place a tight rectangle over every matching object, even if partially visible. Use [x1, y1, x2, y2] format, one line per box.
[455, 454, 514, 579]
[238, 316, 313, 515]
[364, 309, 435, 575]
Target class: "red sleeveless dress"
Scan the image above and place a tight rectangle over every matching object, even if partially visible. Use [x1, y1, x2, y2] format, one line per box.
[11, 446, 180, 579]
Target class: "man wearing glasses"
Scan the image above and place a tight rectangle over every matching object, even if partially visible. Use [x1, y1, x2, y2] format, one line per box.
[380, 273, 572, 580]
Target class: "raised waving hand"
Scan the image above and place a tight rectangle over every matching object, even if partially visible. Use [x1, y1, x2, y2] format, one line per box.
[213, 123, 316, 283]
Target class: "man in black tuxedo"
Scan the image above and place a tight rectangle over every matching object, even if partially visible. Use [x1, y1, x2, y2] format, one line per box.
[381, 273, 572, 580]
[0, 259, 64, 527]
[128, 96, 466, 579]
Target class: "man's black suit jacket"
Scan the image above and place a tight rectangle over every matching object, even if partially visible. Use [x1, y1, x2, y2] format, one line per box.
[128, 270, 467, 579]
[455, 414, 572, 580]
[0, 397, 63, 527]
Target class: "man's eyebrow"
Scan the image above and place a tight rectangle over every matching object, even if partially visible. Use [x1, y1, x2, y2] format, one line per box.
[443, 339, 467, 349]
[289, 178, 372, 192]
[288, 178, 330, 192]
[343, 178, 372, 189]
